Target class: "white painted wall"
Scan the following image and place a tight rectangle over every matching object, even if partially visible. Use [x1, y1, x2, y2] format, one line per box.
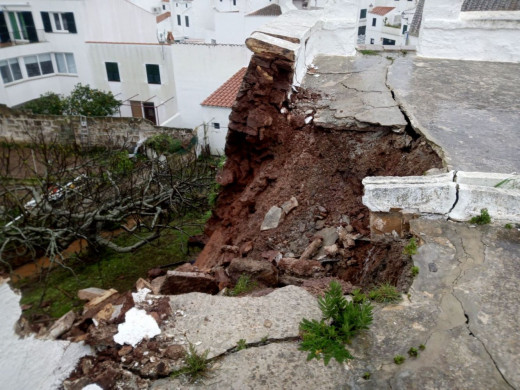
[214, 13, 279, 44]
[199, 105, 230, 155]
[366, 10, 409, 46]
[169, 43, 250, 128]
[418, 0, 520, 62]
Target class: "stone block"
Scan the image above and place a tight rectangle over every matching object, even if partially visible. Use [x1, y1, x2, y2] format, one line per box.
[261, 206, 283, 231]
[78, 287, 108, 301]
[227, 258, 278, 287]
[156, 270, 219, 295]
[456, 171, 519, 189]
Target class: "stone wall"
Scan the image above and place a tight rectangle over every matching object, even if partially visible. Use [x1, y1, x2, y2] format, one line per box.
[0, 105, 193, 148]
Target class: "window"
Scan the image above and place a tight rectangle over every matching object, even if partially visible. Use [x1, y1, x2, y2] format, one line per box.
[40, 12, 76, 33]
[177, 15, 181, 25]
[213, 123, 220, 129]
[402, 24, 408, 34]
[185, 15, 189, 27]
[8, 11, 37, 42]
[372, 18, 376, 26]
[146, 64, 161, 84]
[360, 9, 367, 19]
[24, 54, 54, 77]
[358, 26, 366, 35]
[233, 0, 236, 5]
[370, 38, 374, 44]
[382, 38, 396, 45]
[55, 53, 77, 74]
[0, 58, 23, 84]
[105, 62, 120, 82]
[162, 4, 166, 10]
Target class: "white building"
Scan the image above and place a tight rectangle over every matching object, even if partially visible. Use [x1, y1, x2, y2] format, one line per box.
[199, 67, 246, 155]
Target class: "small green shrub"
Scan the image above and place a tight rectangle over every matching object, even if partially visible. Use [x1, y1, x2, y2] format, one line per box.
[411, 266, 419, 277]
[237, 339, 247, 351]
[419, 344, 426, 351]
[470, 208, 491, 225]
[394, 355, 405, 365]
[352, 288, 368, 304]
[369, 283, 401, 303]
[227, 274, 256, 296]
[362, 372, 371, 380]
[299, 281, 373, 365]
[408, 347, 418, 357]
[145, 133, 183, 155]
[403, 237, 418, 255]
[171, 343, 209, 383]
[505, 223, 513, 229]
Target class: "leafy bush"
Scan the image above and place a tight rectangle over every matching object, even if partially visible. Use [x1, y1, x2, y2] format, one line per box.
[22, 92, 65, 115]
[145, 133, 184, 155]
[65, 83, 122, 117]
[369, 283, 401, 303]
[299, 281, 373, 365]
[470, 209, 491, 225]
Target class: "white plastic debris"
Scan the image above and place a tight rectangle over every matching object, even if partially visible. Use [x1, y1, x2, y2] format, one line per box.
[82, 385, 103, 390]
[305, 116, 313, 124]
[113, 308, 161, 347]
[132, 288, 151, 304]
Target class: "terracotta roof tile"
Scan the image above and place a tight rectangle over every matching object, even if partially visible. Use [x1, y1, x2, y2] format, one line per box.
[156, 11, 171, 23]
[246, 4, 282, 16]
[369, 6, 395, 16]
[201, 68, 247, 108]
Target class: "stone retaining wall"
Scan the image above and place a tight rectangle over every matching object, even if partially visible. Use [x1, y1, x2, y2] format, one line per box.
[0, 105, 193, 148]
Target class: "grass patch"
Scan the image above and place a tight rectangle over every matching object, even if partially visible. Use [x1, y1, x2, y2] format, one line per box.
[394, 355, 405, 365]
[362, 372, 371, 380]
[358, 49, 380, 56]
[171, 343, 210, 383]
[408, 347, 418, 357]
[14, 213, 208, 319]
[403, 237, 418, 256]
[505, 223, 513, 229]
[299, 281, 373, 365]
[419, 344, 426, 351]
[470, 208, 491, 225]
[236, 339, 247, 351]
[369, 283, 401, 303]
[411, 266, 419, 277]
[227, 274, 256, 297]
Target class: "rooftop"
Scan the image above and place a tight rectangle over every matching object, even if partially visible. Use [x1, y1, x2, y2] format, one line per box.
[156, 11, 171, 23]
[246, 4, 282, 17]
[201, 67, 247, 108]
[369, 6, 395, 16]
[462, 0, 520, 11]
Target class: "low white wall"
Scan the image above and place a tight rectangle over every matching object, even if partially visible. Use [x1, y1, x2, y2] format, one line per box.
[199, 105, 230, 155]
[418, 0, 520, 63]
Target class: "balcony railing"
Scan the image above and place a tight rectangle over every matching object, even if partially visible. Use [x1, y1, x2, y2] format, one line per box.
[0, 28, 46, 48]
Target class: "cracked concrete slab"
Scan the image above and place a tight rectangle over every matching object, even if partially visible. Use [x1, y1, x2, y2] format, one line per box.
[387, 57, 520, 174]
[162, 286, 321, 359]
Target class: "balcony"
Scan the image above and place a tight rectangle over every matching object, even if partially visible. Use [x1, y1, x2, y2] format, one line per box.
[381, 24, 402, 37]
[0, 28, 46, 49]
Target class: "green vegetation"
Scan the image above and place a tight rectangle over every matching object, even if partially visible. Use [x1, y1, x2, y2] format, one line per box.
[15, 213, 208, 319]
[419, 344, 426, 351]
[22, 84, 122, 117]
[171, 343, 210, 383]
[505, 223, 513, 229]
[411, 266, 419, 277]
[362, 372, 371, 380]
[352, 288, 368, 304]
[394, 355, 405, 365]
[145, 133, 184, 155]
[470, 208, 491, 225]
[299, 281, 373, 365]
[358, 49, 379, 56]
[227, 274, 257, 297]
[403, 237, 418, 256]
[237, 339, 247, 351]
[408, 347, 418, 357]
[369, 283, 401, 303]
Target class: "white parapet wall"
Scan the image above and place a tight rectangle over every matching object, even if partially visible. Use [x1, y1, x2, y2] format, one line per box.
[363, 171, 520, 224]
[418, 0, 520, 63]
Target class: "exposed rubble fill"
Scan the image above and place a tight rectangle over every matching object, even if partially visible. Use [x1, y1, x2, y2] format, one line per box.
[195, 52, 442, 293]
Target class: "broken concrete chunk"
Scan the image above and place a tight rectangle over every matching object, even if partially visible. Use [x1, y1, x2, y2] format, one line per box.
[281, 196, 298, 215]
[261, 206, 283, 231]
[135, 278, 152, 292]
[324, 244, 338, 256]
[78, 287, 108, 301]
[150, 275, 166, 295]
[45, 310, 75, 340]
[93, 304, 115, 325]
[84, 289, 118, 310]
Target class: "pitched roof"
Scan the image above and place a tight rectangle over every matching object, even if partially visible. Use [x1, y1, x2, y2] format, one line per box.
[201, 68, 247, 108]
[409, 0, 424, 37]
[462, 0, 520, 11]
[246, 4, 282, 16]
[369, 6, 395, 16]
[156, 11, 171, 23]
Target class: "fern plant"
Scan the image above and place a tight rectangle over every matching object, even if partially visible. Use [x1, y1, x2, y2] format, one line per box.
[299, 281, 373, 365]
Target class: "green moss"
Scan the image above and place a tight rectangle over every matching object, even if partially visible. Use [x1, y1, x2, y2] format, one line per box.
[358, 49, 379, 56]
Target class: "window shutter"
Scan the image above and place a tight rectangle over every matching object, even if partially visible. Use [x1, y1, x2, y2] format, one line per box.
[64, 12, 76, 33]
[41, 12, 52, 32]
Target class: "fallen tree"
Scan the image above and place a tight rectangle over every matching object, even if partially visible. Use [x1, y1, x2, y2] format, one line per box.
[0, 132, 214, 272]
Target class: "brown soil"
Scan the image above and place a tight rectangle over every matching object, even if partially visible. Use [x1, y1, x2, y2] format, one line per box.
[195, 52, 442, 292]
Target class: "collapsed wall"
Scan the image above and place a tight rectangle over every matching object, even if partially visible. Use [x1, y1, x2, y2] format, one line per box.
[192, 12, 442, 292]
